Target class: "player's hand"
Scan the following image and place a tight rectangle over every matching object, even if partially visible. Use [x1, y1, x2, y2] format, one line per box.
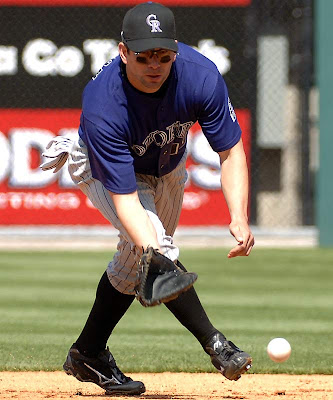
[227, 220, 254, 258]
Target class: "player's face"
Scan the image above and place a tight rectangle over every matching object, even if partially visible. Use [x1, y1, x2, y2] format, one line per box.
[119, 44, 176, 93]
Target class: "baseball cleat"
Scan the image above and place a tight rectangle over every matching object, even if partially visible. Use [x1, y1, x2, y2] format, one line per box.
[204, 332, 252, 381]
[63, 344, 146, 395]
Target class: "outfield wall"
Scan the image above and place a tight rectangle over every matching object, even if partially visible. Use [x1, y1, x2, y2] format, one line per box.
[316, 0, 333, 247]
[0, 0, 252, 227]
[0, 1, 317, 231]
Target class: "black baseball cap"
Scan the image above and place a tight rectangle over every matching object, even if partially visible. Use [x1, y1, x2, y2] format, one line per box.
[121, 2, 178, 53]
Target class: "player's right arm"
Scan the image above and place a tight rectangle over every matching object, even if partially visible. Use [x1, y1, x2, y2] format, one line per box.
[80, 117, 160, 252]
[109, 190, 160, 252]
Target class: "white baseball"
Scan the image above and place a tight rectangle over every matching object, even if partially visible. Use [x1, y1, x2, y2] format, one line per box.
[267, 338, 291, 363]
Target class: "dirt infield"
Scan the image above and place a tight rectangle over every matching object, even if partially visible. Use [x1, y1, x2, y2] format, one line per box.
[0, 372, 332, 400]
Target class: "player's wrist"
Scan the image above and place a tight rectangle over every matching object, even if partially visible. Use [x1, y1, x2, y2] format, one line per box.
[229, 215, 249, 226]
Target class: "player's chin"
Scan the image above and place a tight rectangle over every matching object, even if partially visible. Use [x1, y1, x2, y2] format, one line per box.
[145, 78, 163, 89]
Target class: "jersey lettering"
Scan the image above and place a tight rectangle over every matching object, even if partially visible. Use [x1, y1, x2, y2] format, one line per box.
[167, 121, 194, 148]
[92, 59, 113, 81]
[228, 97, 237, 122]
[132, 120, 194, 156]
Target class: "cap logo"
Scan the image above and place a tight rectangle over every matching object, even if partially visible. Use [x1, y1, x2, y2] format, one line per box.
[146, 14, 162, 33]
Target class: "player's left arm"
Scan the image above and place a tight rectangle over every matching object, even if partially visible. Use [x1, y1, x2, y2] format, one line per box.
[218, 138, 255, 258]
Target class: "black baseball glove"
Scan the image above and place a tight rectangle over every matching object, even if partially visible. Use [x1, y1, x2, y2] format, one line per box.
[135, 247, 198, 307]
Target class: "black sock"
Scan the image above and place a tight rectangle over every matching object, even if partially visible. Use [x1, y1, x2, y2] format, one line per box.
[164, 260, 224, 347]
[75, 271, 135, 357]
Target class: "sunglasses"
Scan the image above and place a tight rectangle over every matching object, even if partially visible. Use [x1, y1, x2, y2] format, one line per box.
[134, 49, 175, 64]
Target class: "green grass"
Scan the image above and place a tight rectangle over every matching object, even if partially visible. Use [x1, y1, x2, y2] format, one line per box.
[0, 248, 332, 374]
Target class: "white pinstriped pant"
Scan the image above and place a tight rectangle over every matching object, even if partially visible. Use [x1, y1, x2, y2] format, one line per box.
[68, 137, 187, 295]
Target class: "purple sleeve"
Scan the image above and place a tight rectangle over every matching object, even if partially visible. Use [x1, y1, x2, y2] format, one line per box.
[81, 116, 137, 194]
[198, 73, 241, 152]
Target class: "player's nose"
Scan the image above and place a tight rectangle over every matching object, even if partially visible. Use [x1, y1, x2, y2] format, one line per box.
[147, 56, 161, 69]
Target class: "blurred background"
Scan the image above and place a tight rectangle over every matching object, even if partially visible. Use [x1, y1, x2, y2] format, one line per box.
[0, 0, 331, 248]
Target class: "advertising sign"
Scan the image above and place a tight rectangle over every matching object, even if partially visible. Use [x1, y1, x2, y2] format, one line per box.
[0, 3, 251, 226]
[0, 109, 250, 225]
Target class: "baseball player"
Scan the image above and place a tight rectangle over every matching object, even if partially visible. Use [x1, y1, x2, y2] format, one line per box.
[59, 2, 254, 395]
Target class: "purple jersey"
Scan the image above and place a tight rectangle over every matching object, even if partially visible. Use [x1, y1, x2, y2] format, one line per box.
[79, 42, 241, 194]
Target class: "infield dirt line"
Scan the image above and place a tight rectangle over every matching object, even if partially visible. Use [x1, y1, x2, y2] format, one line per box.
[0, 372, 332, 400]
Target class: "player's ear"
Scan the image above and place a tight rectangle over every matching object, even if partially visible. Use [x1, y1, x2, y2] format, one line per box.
[119, 42, 128, 64]
[172, 40, 178, 62]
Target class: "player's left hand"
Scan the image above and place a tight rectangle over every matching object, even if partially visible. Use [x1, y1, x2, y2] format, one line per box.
[227, 220, 254, 258]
